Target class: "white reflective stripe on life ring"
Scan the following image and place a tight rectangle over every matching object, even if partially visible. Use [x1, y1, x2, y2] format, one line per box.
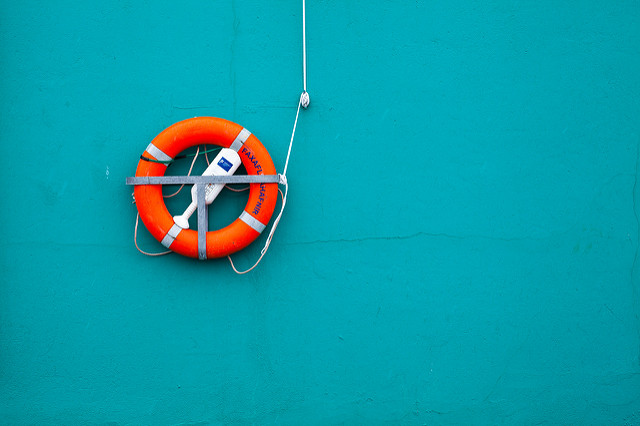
[145, 142, 173, 163]
[229, 128, 251, 152]
[161, 223, 183, 248]
[239, 211, 266, 233]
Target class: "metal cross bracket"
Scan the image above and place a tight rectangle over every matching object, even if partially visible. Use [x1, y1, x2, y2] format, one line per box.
[126, 174, 282, 259]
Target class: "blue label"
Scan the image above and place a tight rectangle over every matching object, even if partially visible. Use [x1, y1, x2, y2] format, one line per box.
[217, 157, 233, 172]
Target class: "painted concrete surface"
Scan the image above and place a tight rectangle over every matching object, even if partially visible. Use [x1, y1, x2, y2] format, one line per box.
[1, 1, 639, 424]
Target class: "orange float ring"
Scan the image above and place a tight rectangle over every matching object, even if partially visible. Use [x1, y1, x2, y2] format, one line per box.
[134, 117, 278, 259]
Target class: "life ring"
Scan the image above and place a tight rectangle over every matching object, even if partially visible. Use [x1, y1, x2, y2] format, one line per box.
[134, 117, 278, 259]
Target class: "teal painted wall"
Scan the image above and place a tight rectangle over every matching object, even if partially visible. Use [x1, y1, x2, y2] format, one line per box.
[1, 1, 640, 424]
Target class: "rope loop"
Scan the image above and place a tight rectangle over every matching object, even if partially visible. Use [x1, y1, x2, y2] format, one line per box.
[301, 91, 310, 109]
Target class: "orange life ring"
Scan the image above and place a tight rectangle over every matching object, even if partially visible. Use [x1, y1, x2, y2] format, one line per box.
[134, 117, 278, 259]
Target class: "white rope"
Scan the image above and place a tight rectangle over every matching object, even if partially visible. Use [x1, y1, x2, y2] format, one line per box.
[300, 0, 310, 109]
[302, 0, 307, 94]
[134, 213, 172, 256]
[284, 94, 304, 176]
[227, 1, 310, 273]
[227, 94, 304, 274]
[227, 187, 285, 274]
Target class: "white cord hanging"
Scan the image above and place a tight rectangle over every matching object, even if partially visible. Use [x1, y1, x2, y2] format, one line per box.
[227, 0, 310, 273]
[228, 92, 306, 274]
[301, 0, 310, 109]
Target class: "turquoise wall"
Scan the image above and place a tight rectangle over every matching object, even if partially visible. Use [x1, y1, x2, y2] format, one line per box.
[2, 1, 640, 424]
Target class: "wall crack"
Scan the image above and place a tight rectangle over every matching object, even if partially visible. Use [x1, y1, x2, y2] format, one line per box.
[632, 138, 640, 365]
[284, 231, 554, 247]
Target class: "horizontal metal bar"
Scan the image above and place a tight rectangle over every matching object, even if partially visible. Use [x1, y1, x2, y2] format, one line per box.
[126, 175, 281, 185]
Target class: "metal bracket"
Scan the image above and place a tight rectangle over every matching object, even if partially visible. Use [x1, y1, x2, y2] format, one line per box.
[127, 174, 282, 260]
[196, 183, 207, 259]
[126, 175, 281, 185]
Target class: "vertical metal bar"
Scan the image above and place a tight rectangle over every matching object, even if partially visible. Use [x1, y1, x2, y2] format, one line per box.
[196, 184, 208, 260]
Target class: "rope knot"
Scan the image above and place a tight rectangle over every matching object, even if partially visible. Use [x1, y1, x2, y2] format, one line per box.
[300, 91, 310, 109]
